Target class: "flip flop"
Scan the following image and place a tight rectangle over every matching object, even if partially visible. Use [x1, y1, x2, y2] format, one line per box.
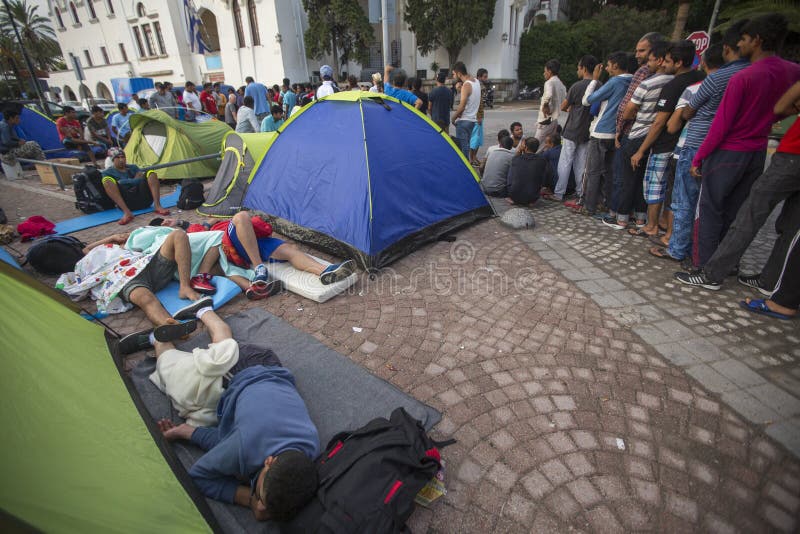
[648, 246, 680, 262]
[648, 234, 669, 246]
[628, 227, 655, 237]
[739, 298, 795, 320]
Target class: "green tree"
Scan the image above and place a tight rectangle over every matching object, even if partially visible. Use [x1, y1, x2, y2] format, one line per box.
[302, 0, 374, 80]
[404, 0, 495, 69]
[0, 0, 62, 71]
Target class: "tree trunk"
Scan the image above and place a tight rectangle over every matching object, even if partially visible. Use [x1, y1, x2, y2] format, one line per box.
[672, 0, 691, 40]
[331, 35, 340, 81]
[446, 46, 460, 72]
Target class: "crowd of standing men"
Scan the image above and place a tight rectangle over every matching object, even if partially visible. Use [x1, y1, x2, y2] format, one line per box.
[478, 13, 799, 320]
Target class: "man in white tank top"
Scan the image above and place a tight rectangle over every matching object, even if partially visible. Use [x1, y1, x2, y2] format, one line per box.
[450, 61, 481, 159]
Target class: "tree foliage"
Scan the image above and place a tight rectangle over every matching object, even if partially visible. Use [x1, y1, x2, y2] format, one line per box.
[518, 6, 670, 88]
[302, 0, 374, 79]
[404, 0, 495, 69]
[0, 0, 61, 71]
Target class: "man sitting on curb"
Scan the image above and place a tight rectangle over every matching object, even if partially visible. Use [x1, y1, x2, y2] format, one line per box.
[154, 309, 319, 522]
[154, 211, 356, 300]
[102, 148, 170, 225]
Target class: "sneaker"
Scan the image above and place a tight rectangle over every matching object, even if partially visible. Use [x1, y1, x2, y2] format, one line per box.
[320, 259, 356, 285]
[190, 273, 217, 295]
[119, 328, 154, 355]
[738, 274, 773, 296]
[674, 271, 721, 290]
[172, 296, 214, 320]
[246, 279, 284, 300]
[592, 212, 607, 221]
[602, 216, 626, 230]
[154, 319, 198, 342]
[252, 263, 269, 288]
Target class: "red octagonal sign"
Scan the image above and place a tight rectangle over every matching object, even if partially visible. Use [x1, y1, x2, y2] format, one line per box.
[687, 31, 710, 55]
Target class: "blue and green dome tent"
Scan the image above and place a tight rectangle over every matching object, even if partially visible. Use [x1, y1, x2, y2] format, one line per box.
[242, 92, 493, 269]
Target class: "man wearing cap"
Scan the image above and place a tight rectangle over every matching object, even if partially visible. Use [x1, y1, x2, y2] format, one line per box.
[102, 148, 170, 225]
[316, 65, 337, 99]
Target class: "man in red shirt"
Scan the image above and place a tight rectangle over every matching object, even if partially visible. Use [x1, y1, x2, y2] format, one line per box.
[677, 79, 800, 291]
[199, 82, 218, 116]
[55, 106, 97, 164]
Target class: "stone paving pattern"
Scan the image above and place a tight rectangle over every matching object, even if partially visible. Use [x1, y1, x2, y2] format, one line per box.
[2, 159, 800, 532]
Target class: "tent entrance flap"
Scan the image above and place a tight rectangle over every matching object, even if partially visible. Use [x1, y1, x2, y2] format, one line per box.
[142, 121, 167, 157]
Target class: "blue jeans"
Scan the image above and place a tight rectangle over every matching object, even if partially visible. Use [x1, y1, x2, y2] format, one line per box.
[667, 147, 699, 260]
[455, 120, 475, 159]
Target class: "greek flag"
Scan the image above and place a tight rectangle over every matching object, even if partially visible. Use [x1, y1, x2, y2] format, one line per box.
[182, 0, 209, 54]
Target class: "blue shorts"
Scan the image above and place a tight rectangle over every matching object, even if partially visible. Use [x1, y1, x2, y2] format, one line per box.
[227, 222, 285, 265]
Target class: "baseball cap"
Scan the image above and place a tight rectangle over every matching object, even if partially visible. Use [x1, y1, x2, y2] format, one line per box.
[320, 65, 333, 79]
[108, 148, 125, 159]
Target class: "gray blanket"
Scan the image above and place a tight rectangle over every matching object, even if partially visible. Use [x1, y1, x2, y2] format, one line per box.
[131, 308, 440, 533]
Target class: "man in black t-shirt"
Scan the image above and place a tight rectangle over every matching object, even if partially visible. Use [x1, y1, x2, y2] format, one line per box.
[506, 137, 551, 205]
[428, 72, 452, 132]
[553, 55, 598, 203]
[631, 40, 703, 238]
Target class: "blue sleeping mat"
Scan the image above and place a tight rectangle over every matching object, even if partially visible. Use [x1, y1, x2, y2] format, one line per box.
[155, 275, 242, 316]
[0, 247, 21, 269]
[54, 187, 181, 235]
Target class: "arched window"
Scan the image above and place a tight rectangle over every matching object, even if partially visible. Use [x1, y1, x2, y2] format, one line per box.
[232, 0, 245, 48]
[87, 0, 97, 19]
[247, 0, 260, 46]
[54, 8, 65, 28]
[136, 3, 146, 17]
[69, 2, 80, 24]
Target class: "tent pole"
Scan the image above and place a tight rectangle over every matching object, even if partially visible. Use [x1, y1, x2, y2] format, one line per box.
[16, 153, 220, 175]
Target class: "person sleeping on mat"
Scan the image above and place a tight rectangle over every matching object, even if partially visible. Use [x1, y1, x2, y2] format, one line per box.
[151, 308, 320, 522]
[151, 212, 356, 300]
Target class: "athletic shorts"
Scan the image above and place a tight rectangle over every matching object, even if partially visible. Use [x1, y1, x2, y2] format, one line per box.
[227, 222, 285, 265]
[63, 139, 89, 151]
[120, 251, 176, 302]
[643, 152, 672, 205]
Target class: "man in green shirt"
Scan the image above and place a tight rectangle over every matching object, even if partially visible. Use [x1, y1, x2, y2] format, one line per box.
[102, 148, 170, 225]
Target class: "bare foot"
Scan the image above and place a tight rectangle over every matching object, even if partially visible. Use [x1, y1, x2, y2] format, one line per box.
[505, 197, 514, 205]
[154, 207, 170, 216]
[118, 213, 134, 225]
[157, 419, 195, 441]
[744, 297, 797, 317]
[178, 286, 201, 301]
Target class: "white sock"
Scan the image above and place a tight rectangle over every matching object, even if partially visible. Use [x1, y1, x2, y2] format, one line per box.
[196, 306, 213, 319]
[148, 332, 156, 345]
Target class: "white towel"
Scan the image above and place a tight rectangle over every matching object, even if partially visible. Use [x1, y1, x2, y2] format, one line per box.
[149, 338, 240, 427]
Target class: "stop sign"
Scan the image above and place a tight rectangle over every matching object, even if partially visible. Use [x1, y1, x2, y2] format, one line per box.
[687, 31, 710, 55]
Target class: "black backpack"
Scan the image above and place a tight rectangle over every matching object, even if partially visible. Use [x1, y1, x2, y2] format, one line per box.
[286, 408, 453, 533]
[73, 167, 115, 214]
[24, 235, 85, 274]
[177, 180, 205, 210]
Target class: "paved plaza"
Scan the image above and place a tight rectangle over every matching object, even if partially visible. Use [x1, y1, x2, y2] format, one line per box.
[2, 104, 799, 532]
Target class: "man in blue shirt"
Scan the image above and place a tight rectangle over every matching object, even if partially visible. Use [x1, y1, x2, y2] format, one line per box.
[383, 65, 422, 109]
[282, 78, 297, 116]
[102, 148, 170, 225]
[157, 309, 320, 522]
[260, 105, 285, 132]
[580, 51, 634, 215]
[111, 103, 134, 146]
[244, 76, 269, 122]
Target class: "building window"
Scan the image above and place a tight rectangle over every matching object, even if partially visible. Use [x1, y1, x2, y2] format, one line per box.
[69, 2, 80, 24]
[106, 0, 115, 15]
[142, 24, 156, 57]
[136, 2, 146, 17]
[54, 8, 65, 28]
[100, 46, 109, 64]
[132, 26, 145, 58]
[119, 42, 128, 61]
[232, 0, 245, 48]
[87, 0, 97, 19]
[247, 0, 260, 46]
[153, 21, 166, 55]
[83, 49, 93, 67]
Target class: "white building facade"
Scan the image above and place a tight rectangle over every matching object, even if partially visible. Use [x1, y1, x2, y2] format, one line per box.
[45, 0, 566, 102]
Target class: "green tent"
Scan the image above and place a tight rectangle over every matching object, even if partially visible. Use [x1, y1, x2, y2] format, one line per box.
[197, 131, 276, 218]
[125, 110, 231, 180]
[0, 261, 218, 532]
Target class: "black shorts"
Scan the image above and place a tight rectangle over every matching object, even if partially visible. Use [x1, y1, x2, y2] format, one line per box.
[120, 251, 176, 302]
[119, 179, 153, 211]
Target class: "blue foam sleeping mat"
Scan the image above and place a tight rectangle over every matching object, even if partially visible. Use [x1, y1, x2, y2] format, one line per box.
[155, 276, 242, 317]
[54, 186, 181, 235]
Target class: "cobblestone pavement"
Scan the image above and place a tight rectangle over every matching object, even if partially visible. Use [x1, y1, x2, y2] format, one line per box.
[3, 159, 800, 532]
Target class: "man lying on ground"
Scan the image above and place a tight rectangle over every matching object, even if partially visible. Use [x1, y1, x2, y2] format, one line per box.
[153, 211, 356, 300]
[56, 227, 214, 354]
[103, 148, 171, 225]
[155, 309, 319, 522]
